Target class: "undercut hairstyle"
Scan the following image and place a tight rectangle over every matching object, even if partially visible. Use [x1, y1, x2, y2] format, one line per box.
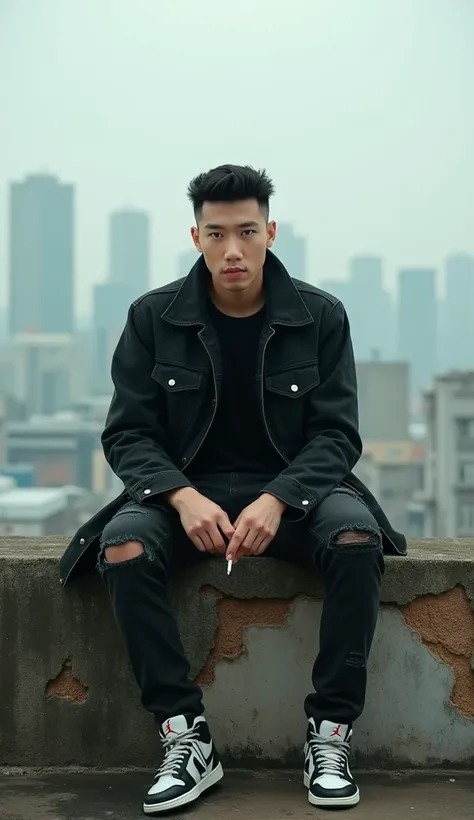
[187, 164, 275, 222]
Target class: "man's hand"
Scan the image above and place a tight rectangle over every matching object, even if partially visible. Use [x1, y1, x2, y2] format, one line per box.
[167, 487, 235, 554]
[226, 494, 287, 564]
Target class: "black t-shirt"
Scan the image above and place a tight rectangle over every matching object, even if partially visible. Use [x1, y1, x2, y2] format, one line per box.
[189, 301, 285, 476]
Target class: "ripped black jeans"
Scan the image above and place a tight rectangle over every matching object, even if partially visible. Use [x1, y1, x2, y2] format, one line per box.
[99, 472, 384, 727]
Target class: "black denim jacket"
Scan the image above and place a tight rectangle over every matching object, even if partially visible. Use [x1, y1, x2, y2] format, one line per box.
[59, 251, 406, 585]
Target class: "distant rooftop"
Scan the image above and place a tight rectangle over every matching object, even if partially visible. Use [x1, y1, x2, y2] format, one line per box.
[0, 487, 70, 520]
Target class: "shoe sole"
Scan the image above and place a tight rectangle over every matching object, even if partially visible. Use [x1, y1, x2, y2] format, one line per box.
[143, 763, 224, 814]
[303, 773, 360, 807]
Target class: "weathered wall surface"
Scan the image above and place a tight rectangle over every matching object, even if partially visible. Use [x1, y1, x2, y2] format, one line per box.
[0, 538, 473, 768]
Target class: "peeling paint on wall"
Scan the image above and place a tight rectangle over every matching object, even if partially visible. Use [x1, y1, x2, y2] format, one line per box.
[401, 587, 474, 719]
[45, 659, 88, 704]
[197, 597, 291, 686]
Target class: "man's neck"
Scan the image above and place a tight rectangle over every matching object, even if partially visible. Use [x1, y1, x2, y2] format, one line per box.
[210, 272, 265, 318]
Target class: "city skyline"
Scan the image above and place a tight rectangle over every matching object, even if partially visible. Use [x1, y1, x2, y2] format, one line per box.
[3, 169, 474, 322]
[1, 0, 474, 315]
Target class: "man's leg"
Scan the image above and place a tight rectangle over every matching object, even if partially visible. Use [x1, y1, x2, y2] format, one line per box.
[99, 499, 205, 721]
[99, 497, 223, 815]
[269, 487, 384, 808]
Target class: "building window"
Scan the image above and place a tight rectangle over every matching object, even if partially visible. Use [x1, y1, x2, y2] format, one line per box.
[459, 463, 474, 483]
[456, 418, 474, 448]
[457, 502, 474, 534]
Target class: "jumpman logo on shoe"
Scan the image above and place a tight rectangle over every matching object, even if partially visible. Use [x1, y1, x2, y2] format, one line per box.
[164, 719, 179, 736]
[331, 724, 343, 738]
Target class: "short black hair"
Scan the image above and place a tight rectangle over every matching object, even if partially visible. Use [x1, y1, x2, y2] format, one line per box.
[187, 164, 275, 221]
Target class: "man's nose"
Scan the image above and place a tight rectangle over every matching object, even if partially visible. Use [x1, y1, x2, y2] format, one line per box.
[224, 240, 243, 260]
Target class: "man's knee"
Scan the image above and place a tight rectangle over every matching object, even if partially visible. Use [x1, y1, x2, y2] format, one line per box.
[330, 524, 381, 553]
[100, 510, 151, 566]
[104, 540, 144, 563]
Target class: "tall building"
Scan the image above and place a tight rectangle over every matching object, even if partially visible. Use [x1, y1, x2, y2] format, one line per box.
[352, 361, 422, 536]
[0, 333, 86, 417]
[440, 254, 474, 372]
[9, 174, 74, 335]
[397, 268, 437, 400]
[356, 362, 409, 442]
[347, 256, 395, 361]
[318, 279, 352, 306]
[92, 208, 150, 393]
[177, 250, 200, 278]
[274, 223, 307, 280]
[423, 372, 474, 537]
[109, 209, 150, 293]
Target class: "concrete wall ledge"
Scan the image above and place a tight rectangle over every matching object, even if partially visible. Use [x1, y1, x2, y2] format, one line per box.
[0, 538, 473, 769]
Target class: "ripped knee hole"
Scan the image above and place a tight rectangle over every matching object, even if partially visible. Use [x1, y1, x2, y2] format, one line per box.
[104, 540, 145, 563]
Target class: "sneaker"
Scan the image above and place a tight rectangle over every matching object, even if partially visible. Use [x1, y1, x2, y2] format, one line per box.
[303, 719, 360, 808]
[143, 714, 224, 815]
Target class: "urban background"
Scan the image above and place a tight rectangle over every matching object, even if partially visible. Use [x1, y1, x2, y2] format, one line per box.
[1, 0, 473, 542]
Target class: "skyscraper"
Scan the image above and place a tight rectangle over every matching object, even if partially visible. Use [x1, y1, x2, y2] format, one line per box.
[177, 250, 200, 278]
[274, 223, 307, 280]
[397, 268, 437, 400]
[109, 209, 150, 293]
[441, 254, 474, 372]
[347, 256, 395, 362]
[92, 208, 151, 393]
[9, 174, 74, 335]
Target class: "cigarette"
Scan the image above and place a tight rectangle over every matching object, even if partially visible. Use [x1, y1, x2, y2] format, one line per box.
[227, 559, 232, 576]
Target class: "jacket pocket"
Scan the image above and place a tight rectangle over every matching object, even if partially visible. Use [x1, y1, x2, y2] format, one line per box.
[151, 363, 203, 392]
[265, 363, 320, 398]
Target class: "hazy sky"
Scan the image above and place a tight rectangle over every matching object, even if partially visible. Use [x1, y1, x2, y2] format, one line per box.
[1, 0, 473, 315]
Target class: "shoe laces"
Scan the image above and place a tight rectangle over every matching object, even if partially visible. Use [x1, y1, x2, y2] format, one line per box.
[155, 727, 199, 779]
[308, 734, 350, 778]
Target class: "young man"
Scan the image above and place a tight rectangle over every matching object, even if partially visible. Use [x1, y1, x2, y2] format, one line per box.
[60, 164, 406, 814]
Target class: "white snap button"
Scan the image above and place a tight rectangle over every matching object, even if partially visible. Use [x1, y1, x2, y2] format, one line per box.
[144, 489, 151, 495]
[79, 538, 85, 545]
[302, 499, 309, 506]
[290, 384, 299, 392]
[168, 378, 176, 386]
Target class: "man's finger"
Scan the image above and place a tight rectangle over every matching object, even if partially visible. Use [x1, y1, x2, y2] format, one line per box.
[217, 513, 235, 541]
[226, 529, 245, 561]
[190, 534, 206, 552]
[255, 535, 272, 555]
[240, 528, 259, 553]
[198, 529, 216, 553]
[209, 523, 226, 554]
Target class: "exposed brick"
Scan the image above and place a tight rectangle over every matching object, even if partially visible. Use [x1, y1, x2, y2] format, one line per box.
[45, 659, 88, 704]
[401, 587, 474, 719]
[197, 596, 291, 686]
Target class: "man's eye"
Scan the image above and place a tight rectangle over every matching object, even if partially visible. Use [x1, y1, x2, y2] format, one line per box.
[209, 232, 221, 239]
[242, 229, 256, 236]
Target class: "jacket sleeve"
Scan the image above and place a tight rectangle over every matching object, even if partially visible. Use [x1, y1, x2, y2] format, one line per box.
[262, 300, 362, 520]
[101, 303, 193, 503]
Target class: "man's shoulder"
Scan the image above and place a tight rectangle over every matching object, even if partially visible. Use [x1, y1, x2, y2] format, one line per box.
[131, 277, 185, 311]
[291, 278, 341, 310]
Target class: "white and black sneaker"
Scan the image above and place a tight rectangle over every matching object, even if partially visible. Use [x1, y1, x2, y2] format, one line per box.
[143, 714, 223, 815]
[304, 719, 360, 808]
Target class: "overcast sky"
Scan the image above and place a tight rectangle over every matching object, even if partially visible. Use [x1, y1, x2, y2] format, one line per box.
[1, 0, 473, 315]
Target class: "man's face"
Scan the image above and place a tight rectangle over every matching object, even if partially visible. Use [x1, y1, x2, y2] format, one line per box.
[191, 199, 276, 293]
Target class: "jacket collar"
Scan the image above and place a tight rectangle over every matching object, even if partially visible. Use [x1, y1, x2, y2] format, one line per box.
[161, 250, 313, 327]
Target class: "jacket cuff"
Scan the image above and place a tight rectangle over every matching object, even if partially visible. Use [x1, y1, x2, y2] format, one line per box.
[130, 470, 193, 503]
[262, 476, 317, 521]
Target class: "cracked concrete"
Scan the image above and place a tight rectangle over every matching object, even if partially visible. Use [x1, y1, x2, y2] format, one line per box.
[45, 659, 89, 704]
[0, 537, 474, 768]
[401, 587, 474, 720]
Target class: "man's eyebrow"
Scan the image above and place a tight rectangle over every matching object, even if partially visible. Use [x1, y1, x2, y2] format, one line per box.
[203, 221, 259, 229]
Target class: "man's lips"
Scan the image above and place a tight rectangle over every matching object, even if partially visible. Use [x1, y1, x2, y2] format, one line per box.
[223, 268, 246, 275]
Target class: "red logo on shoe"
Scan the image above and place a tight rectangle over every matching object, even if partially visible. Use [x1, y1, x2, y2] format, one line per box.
[164, 720, 178, 736]
[331, 724, 343, 738]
